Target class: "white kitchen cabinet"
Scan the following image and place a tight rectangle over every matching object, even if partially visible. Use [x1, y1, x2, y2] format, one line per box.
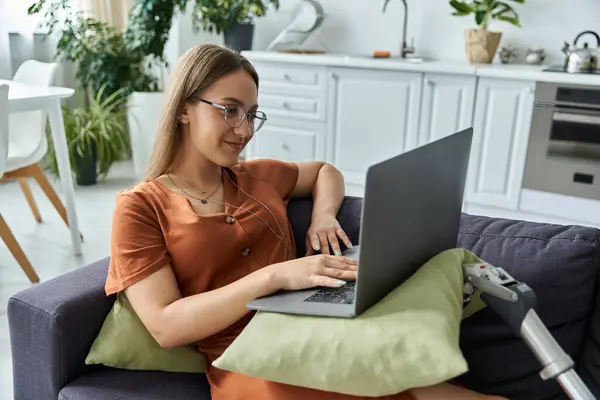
[418, 73, 476, 146]
[464, 77, 535, 210]
[246, 116, 324, 162]
[325, 67, 423, 193]
[245, 61, 329, 162]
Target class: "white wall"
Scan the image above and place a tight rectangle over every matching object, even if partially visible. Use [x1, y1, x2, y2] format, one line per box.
[10, 0, 600, 85]
[267, 0, 600, 66]
[170, 0, 600, 67]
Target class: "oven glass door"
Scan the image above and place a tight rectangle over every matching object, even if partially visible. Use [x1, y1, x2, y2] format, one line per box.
[548, 108, 600, 161]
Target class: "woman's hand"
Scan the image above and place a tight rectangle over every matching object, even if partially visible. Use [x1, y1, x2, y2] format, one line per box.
[306, 214, 353, 256]
[267, 254, 358, 290]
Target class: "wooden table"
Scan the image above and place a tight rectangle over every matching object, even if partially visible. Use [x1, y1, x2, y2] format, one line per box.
[1, 79, 81, 255]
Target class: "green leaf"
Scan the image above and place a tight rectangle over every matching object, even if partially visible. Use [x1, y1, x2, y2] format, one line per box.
[492, 1, 521, 26]
[475, 10, 486, 25]
[449, 0, 474, 13]
[495, 15, 521, 26]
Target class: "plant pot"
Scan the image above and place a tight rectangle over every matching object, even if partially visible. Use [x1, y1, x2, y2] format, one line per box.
[224, 22, 255, 52]
[464, 28, 503, 64]
[127, 91, 164, 179]
[75, 139, 98, 186]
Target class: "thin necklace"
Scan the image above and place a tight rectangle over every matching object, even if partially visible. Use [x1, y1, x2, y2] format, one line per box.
[168, 171, 222, 204]
[166, 170, 293, 260]
[223, 170, 289, 248]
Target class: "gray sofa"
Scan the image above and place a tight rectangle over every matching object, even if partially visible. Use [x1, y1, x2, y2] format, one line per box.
[7, 196, 600, 400]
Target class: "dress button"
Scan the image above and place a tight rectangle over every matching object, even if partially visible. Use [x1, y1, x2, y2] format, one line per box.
[225, 215, 235, 224]
[241, 247, 251, 257]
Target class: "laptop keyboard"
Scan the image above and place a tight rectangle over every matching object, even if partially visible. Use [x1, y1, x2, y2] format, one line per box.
[303, 281, 356, 304]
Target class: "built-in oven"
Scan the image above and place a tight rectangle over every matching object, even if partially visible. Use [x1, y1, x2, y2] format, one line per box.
[522, 82, 600, 200]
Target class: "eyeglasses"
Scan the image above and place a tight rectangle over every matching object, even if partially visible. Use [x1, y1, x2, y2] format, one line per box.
[198, 98, 267, 133]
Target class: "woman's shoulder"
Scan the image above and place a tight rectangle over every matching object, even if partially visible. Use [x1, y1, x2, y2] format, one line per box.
[114, 180, 167, 218]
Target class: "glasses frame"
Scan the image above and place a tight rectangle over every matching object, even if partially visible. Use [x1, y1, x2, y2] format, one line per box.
[198, 98, 267, 133]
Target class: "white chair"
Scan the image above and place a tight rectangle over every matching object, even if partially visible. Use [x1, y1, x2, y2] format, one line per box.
[0, 83, 39, 283]
[3, 60, 76, 237]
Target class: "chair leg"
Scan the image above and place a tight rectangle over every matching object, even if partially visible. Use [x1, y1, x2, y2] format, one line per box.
[30, 164, 68, 225]
[30, 164, 84, 242]
[18, 178, 42, 222]
[0, 214, 40, 283]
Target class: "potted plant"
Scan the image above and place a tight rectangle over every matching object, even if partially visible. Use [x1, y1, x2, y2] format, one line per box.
[449, 0, 525, 64]
[190, 0, 280, 51]
[124, 0, 181, 177]
[28, 0, 168, 179]
[45, 85, 130, 185]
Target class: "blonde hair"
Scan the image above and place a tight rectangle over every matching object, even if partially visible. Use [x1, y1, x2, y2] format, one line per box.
[144, 44, 259, 181]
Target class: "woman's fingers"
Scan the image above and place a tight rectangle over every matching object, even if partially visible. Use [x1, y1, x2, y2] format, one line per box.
[336, 228, 353, 249]
[318, 232, 330, 255]
[308, 275, 349, 288]
[309, 234, 320, 253]
[328, 232, 342, 256]
[322, 267, 357, 281]
[323, 255, 358, 270]
[305, 237, 315, 256]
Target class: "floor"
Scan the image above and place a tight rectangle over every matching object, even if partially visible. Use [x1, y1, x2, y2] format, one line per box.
[0, 161, 137, 399]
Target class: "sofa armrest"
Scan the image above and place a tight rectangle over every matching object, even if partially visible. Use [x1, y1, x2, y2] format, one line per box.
[287, 196, 363, 257]
[8, 257, 115, 400]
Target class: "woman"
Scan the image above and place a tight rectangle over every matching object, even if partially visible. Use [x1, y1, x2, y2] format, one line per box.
[107, 44, 506, 400]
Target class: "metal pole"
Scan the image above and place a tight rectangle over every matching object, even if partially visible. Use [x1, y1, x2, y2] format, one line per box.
[481, 282, 596, 400]
[520, 310, 596, 400]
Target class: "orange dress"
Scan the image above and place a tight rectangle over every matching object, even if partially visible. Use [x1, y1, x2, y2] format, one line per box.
[106, 159, 415, 400]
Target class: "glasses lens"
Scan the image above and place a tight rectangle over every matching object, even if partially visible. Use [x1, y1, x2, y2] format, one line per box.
[224, 105, 245, 127]
[223, 106, 267, 132]
[250, 111, 267, 132]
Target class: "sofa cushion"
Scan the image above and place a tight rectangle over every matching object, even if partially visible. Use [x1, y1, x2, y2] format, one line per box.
[59, 368, 210, 400]
[85, 292, 206, 373]
[456, 214, 600, 400]
[213, 248, 481, 397]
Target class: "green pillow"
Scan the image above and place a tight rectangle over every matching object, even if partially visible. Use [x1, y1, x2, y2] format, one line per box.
[86, 292, 206, 373]
[213, 248, 487, 397]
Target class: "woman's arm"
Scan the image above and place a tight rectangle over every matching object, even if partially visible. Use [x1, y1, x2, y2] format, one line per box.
[125, 253, 357, 349]
[291, 162, 352, 255]
[292, 161, 345, 218]
[125, 263, 278, 349]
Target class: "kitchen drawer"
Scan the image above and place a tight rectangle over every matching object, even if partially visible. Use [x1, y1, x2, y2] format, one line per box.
[246, 119, 326, 163]
[254, 61, 325, 87]
[252, 61, 327, 97]
[260, 93, 325, 121]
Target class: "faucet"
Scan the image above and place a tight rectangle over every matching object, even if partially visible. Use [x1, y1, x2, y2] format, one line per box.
[383, 0, 415, 58]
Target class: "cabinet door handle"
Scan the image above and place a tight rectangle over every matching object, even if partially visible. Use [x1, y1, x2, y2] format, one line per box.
[424, 78, 432, 85]
[282, 101, 290, 109]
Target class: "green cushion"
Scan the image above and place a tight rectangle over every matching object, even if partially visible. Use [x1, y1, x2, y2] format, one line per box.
[85, 292, 206, 373]
[213, 248, 487, 397]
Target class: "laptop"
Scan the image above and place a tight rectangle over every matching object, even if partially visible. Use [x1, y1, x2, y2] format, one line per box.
[246, 128, 474, 318]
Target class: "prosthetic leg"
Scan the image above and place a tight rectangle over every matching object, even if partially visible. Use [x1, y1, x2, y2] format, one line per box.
[462, 262, 596, 400]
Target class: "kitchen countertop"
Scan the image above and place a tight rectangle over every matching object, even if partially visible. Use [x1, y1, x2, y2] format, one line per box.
[242, 51, 600, 86]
